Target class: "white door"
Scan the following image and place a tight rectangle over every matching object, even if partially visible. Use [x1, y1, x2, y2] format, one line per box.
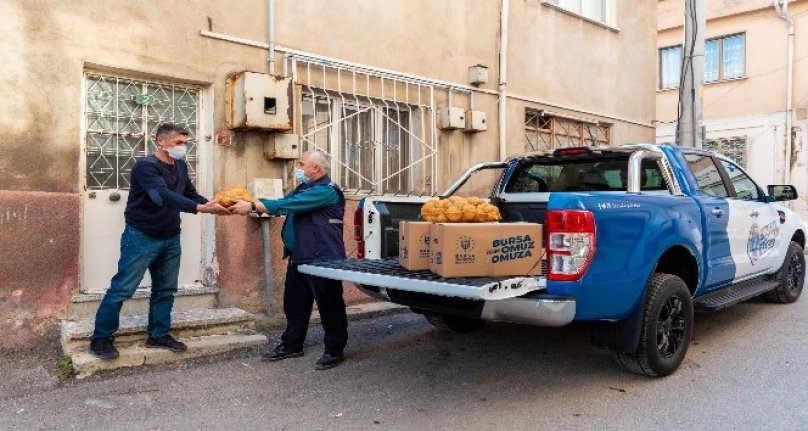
[718, 159, 782, 279]
[81, 73, 204, 293]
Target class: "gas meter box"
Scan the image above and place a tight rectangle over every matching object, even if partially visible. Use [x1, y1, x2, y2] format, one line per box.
[227, 72, 293, 131]
[264, 133, 300, 160]
[438, 107, 465, 130]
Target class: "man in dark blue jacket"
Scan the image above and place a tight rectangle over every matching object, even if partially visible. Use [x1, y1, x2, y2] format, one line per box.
[231, 150, 348, 370]
[90, 123, 230, 360]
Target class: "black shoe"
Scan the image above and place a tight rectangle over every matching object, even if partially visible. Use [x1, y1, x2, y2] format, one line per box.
[315, 352, 344, 370]
[89, 338, 119, 360]
[262, 345, 304, 362]
[145, 335, 188, 352]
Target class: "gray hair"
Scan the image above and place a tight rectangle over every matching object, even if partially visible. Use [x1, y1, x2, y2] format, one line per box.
[303, 150, 330, 173]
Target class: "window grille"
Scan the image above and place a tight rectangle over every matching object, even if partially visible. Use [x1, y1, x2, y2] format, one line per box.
[84, 73, 200, 190]
[703, 136, 748, 168]
[288, 56, 441, 196]
[524, 110, 610, 152]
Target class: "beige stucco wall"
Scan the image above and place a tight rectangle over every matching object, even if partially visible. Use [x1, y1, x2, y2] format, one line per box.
[0, 0, 658, 347]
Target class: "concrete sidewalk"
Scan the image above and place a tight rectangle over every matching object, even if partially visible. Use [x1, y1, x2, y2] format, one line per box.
[1, 302, 408, 399]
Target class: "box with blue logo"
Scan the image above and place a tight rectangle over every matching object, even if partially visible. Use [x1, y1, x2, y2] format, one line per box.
[429, 222, 543, 278]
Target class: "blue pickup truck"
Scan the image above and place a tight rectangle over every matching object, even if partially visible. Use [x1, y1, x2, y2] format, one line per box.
[299, 144, 805, 376]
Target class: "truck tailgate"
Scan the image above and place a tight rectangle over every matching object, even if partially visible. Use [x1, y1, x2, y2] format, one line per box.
[298, 258, 546, 300]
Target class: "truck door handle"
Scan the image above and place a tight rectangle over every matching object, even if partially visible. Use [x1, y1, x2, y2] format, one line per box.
[749, 211, 759, 218]
[711, 208, 724, 217]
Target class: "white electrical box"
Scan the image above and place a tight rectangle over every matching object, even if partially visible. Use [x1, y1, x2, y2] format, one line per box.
[438, 107, 465, 130]
[464, 110, 487, 133]
[248, 178, 285, 200]
[264, 133, 300, 160]
[468, 65, 489, 86]
[227, 72, 293, 131]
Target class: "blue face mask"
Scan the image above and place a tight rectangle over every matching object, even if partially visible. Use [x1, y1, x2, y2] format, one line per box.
[294, 168, 311, 183]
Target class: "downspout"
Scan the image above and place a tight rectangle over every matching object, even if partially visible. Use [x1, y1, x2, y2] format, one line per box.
[775, 0, 794, 183]
[498, 0, 509, 161]
[261, 0, 277, 313]
[268, 0, 276, 75]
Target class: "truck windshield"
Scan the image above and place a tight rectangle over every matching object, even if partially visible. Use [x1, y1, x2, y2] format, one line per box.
[505, 156, 668, 193]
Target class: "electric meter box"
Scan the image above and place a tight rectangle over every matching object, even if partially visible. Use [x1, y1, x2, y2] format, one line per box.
[227, 72, 293, 131]
[264, 133, 300, 160]
[248, 178, 285, 200]
[438, 107, 465, 130]
[464, 110, 487, 132]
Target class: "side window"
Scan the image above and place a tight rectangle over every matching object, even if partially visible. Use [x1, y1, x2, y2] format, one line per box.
[718, 159, 759, 201]
[684, 154, 728, 197]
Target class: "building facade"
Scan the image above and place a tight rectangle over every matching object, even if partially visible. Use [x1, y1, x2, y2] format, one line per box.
[656, 0, 808, 218]
[0, 0, 657, 348]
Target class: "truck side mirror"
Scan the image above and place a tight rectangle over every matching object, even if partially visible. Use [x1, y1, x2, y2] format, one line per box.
[767, 185, 798, 201]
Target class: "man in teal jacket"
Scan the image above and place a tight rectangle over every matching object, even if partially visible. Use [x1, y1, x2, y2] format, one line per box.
[231, 150, 348, 370]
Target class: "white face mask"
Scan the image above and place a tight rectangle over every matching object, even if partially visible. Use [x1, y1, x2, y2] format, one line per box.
[165, 145, 187, 160]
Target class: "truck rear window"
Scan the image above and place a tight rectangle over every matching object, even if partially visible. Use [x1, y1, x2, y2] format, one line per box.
[505, 156, 668, 193]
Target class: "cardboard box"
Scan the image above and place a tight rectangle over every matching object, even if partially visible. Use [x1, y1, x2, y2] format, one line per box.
[399, 221, 433, 270]
[430, 223, 543, 278]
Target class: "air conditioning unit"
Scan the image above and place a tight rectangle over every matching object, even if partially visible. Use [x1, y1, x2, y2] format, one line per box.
[227, 72, 293, 131]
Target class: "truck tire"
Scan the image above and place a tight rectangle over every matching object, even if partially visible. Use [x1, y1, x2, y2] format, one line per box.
[764, 241, 805, 304]
[424, 313, 485, 333]
[613, 273, 693, 377]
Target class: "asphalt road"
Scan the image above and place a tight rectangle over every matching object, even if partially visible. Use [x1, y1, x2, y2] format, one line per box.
[2, 295, 807, 431]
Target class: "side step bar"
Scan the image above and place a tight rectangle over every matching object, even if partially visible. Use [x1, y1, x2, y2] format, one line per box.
[694, 277, 779, 312]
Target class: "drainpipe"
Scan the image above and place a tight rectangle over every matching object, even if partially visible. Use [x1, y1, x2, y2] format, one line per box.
[261, 0, 277, 314]
[775, 0, 794, 184]
[268, 0, 276, 75]
[498, 0, 509, 161]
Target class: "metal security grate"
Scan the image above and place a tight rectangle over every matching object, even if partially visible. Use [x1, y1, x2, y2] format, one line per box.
[84, 73, 200, 190]
[524, 110, 610, 152]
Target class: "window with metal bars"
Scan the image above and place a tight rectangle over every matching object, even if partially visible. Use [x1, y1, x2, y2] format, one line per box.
[300, 92, 431, 195]
[524, 110, 610, 152]
[84, 73, 200, 190]
[703, 136, 748, 169]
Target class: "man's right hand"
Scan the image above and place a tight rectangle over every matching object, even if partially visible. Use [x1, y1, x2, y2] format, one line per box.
[197, 200, 230, 215]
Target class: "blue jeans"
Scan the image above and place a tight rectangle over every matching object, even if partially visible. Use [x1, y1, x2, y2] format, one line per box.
[92, 225, 181, 341]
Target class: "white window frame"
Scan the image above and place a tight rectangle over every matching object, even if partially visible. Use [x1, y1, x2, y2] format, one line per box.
[544, 0, 617, 28]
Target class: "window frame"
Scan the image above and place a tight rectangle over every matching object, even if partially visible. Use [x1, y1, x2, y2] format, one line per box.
[658, 32, 746, 90]
[543, 0, 618, 29]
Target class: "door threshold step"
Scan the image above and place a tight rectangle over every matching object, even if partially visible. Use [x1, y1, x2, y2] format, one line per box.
[70, 332, 267, 378]
[72, 285, 218, 303]
[694, 277, 780, 312]
[61, 307, 255, 352]
[69, 285, 218, 320]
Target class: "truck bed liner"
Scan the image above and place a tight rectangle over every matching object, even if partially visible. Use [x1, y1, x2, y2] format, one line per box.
[298, 258, 547, 300]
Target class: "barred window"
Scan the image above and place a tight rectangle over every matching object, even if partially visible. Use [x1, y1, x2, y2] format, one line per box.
[703, 136, 748, 168]
[524, 110, 610, 152]
[84, 73, 200, 190]
[300, 93, 431, 195]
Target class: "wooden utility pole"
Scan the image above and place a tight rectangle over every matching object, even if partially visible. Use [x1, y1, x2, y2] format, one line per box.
[677, 0, 706, 147]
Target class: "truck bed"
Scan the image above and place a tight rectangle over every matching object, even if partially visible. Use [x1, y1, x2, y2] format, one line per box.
[298, 258, 547, 300]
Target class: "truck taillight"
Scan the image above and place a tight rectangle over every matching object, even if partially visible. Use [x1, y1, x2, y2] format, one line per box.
[353, 207, 365, 259]
[545, 210, 596, 281]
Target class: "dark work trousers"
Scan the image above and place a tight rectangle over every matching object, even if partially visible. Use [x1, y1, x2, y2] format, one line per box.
[280, 261, 348, 355]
